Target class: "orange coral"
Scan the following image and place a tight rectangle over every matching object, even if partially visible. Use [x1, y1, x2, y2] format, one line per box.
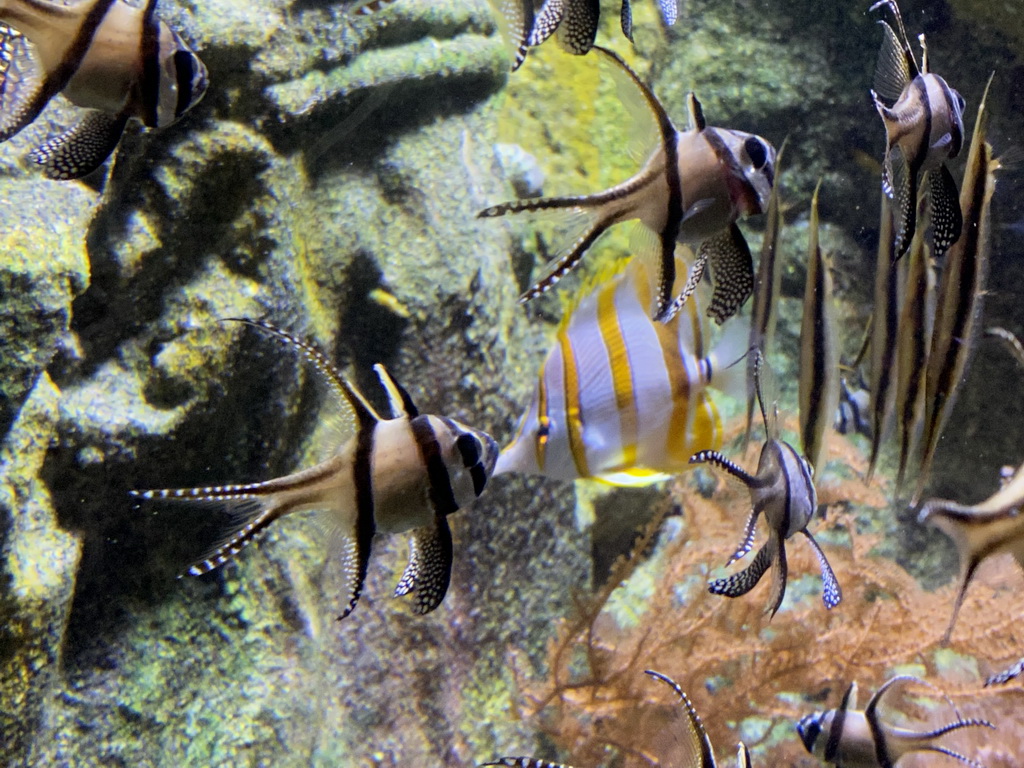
[507, 429, 1024, 765]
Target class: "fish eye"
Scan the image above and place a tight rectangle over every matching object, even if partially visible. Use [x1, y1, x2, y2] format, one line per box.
[954, 91, 966, 113]
[456, 432, 481, 468]
[744, 136, 768, 169]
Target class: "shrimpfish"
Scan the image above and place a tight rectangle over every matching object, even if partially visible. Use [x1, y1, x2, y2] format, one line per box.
[797, 675, 993, 767]
[133, 320, 498, 619]
[869, 0, 966, 258]
[495, 253, 747, 487]
[479, 45, 776, 325]
[0, 0, 208, 179]
[690, 351, 841, 618]
[481, 669, 750, 768]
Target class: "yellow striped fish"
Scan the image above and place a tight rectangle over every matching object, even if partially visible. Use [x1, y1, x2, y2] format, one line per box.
[495, 254, 747, 486]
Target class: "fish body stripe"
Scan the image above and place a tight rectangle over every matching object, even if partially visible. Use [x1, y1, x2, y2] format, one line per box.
[412, 416, 459, 517]
[343, 415, 378, 618]
[559, 319, 590, 477]
[534, 367, 550, 471]
[138, 0, 160, 127]
[823, 685, 853, 761]
[596, 283, 638, 470]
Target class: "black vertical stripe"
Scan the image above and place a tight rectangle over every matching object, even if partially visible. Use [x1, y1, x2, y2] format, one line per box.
[412, 417, 459, 516]
[342, 419, 377, 619]
[139, 0, 162, 127]
[824, 684, 853, 761]
[173, 50, 195, 120]
[32, 0, 120, 122]
[805, 243, 828, 455]
[910, 77, 931, 177]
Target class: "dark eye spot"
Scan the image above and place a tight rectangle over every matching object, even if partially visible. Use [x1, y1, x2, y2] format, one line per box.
[456, 433, 481, 468]
[744, 136, 768, 169]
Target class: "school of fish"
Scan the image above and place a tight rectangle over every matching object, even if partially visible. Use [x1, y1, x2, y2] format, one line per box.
[3, 0, 1017, 762]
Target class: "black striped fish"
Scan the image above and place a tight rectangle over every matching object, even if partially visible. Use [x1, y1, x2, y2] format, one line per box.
[914, 75, 997, 505]
[0, 0, 208, 179]
[798, 182, 839, 478]
[495, 253, 747, 486]
[797, 675, 993, 767]
[481, 670, 751, 768]
[479, 46, 775, 325]
[869, 0, 966, 258]
[132, 320, 498, 619]
[691, 351, 841, 618]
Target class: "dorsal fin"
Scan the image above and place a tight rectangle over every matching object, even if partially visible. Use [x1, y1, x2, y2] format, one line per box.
[687, 92, 706, 131]
[753, 350, 779, 440]
[224, 318, 381, 428]
[823, 681, 857, 761]
[373, 363, 419, 418]
[644, 670, 718, 767]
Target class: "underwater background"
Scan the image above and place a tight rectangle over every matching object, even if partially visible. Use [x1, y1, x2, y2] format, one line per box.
[2, 0, 1024, 765]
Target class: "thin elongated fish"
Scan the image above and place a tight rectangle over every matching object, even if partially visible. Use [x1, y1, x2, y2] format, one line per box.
[914, 76, 997, 505]
[892, 219, 933, 494]
[479, 45, 776, 325]
[133, 320, 498, 619]
[0, 0, 208, 179]
[869, 0, 966, 258]
[865, 193, 897, 480]
[690, 351, 841, 618]
[495, 253, 747, 486]
[798, 182, 839, 477]
[797, 675, 994, 767]
[744, 140, 786, 446]
[481, 669, 750, 768]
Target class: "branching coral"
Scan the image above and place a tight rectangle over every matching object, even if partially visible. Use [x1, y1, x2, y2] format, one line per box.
[506, 429, 1024, 765]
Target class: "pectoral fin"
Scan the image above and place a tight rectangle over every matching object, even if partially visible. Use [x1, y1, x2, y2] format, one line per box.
[704, 224, 755, 325]
[28, 111, 128, 180]
[393, 515, 453, 615]
[928, 164, 962, 256]
[0, 25, 46, 143]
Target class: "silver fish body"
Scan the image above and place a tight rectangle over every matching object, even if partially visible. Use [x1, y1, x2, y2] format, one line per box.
[495, 254, 746, 486]
[133, 320, 498, 619]
[479, 46, 775, 325]
[690, 351, 841, 618]
[0, 0, 208, 178]
[797, 676, 993, 767]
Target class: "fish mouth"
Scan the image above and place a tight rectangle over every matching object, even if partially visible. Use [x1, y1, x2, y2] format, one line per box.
[795, 712, 822, 752]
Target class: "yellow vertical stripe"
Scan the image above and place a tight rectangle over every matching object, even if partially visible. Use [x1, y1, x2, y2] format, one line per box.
[558, 329, 590, 477]
[535, 369, 549, 472]
[597, 283, 638, 469]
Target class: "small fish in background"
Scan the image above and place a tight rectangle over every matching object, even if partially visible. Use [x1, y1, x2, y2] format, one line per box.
[690, 351, 841, 618]
[495, 252, 747, 486]
[914, 75, 997, 505]
[133, 320, 498, 619]
[869, 0, 966, 258]
[834, 375, 871, 438]
[479, 46, 776, 325]
[797, 675, 994, 767]
[798, 182, 839, 478]
[481, 669, 751, 768]
[0, 0, 208, 180]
